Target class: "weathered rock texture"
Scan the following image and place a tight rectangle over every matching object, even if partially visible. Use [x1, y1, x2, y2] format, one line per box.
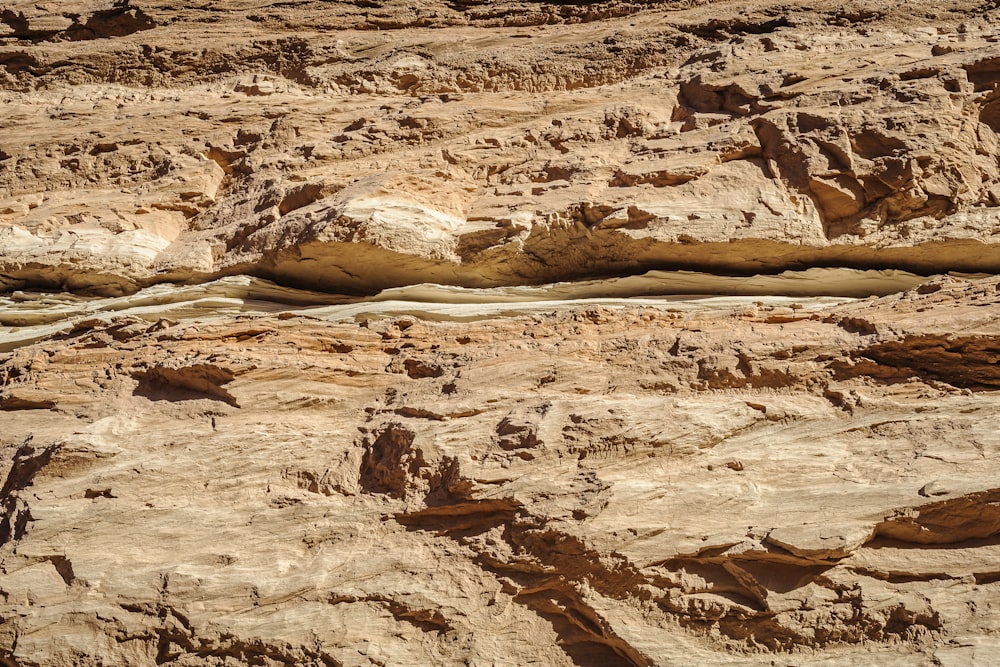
[2, 277, 1000, 666]
[2, 0, 1000, 294]
[2, 1, 1000, 665]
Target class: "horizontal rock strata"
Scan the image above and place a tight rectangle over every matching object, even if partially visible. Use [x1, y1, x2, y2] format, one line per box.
[1, 1, 1000, 293]
[1, 276, 1000, 665]
[3, 1, 1000, 665]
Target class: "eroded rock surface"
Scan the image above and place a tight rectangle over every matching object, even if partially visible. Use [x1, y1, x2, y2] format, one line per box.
[2, 1, 1000, 293]
[1, 277, 1000, 665]
[3, 1, 1000, 665]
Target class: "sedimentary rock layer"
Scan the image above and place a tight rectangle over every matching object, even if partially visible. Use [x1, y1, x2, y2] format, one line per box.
[3, 1, 1000, 665]
[1, 275, 1000, 665]
[1, 1, 1000, 293]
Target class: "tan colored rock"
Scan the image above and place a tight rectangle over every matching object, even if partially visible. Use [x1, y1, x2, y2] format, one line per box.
[0, 275, 998, 665]
[2, 1, 1000, 293]
[3, 1, 1000, 665]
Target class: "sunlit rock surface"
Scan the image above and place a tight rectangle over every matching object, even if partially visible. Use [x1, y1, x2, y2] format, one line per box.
[2, 0, 1000, 294]
[2, 1, 1000, 665]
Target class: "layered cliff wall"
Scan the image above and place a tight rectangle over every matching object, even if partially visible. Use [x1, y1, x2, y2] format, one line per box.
[2, 2, 1000, 666]
[2, 1, 1000, 294]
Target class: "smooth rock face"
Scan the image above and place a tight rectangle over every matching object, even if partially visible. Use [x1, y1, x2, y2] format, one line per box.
[2, 1, 1000, 666]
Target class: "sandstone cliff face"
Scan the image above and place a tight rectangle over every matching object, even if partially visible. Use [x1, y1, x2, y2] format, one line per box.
[2, 1, 1000, 294]
[2, 1, 1000, 666]
[2, 277, 1000, 666]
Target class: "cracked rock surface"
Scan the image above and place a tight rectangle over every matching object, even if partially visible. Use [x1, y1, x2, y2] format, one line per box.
[2, 1, 1000, 666]
[2, 0, 1000, 293]
[2, 277, 1000, 665]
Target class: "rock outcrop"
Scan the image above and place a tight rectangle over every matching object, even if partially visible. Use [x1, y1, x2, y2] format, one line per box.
[2, 276, 1000, 665]
[2, 1, 1000, 665]
[2, 1, 1000, 294]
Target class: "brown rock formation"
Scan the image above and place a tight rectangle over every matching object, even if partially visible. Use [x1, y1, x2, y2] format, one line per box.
[2, 277, 1000, 665]
[2, 0, 1000, 294]
[2, 1, 1000, 665]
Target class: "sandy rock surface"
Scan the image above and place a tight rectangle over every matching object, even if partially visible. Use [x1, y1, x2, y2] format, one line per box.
[2, 1, 1000, 666]
[2, 1, 1000, 293]
[2, 276, 1000, 666]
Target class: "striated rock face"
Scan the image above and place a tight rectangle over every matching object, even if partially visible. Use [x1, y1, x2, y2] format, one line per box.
[2, 1, 1000, 294]
[3, 1, 1000, 666]
[2, 277, 1000, 665]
